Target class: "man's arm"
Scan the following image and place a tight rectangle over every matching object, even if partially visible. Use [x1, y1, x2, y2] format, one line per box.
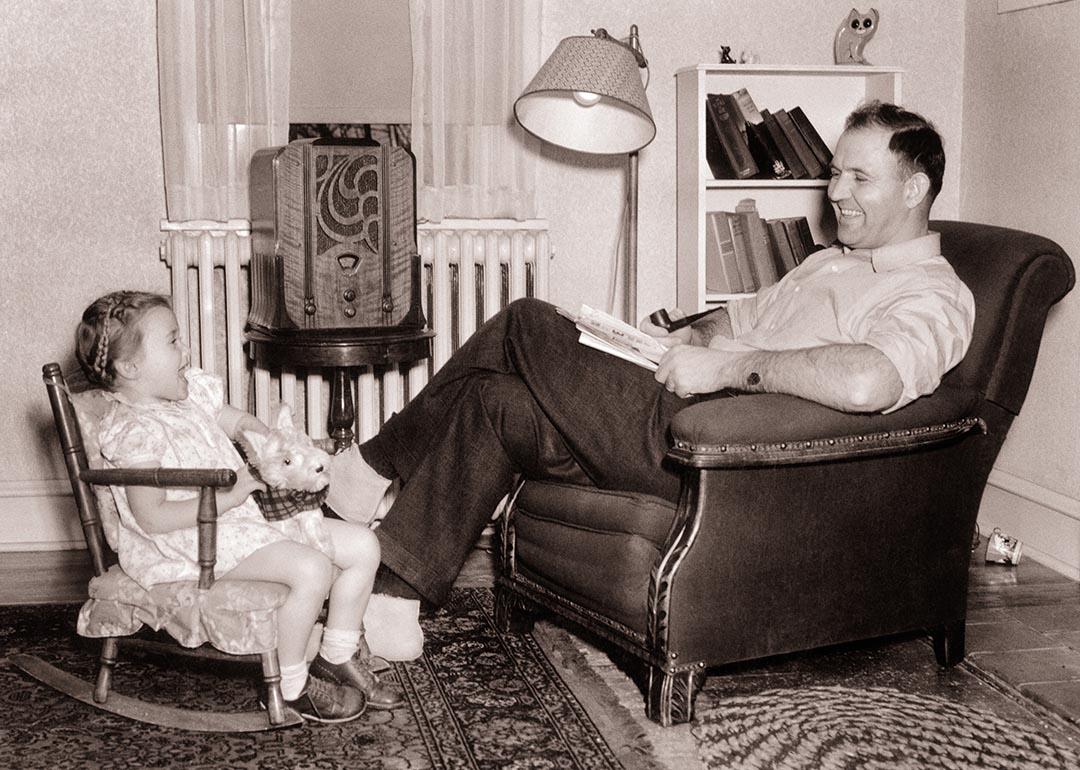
[655, 342, 904, 413]
[640, 306, 734, 347]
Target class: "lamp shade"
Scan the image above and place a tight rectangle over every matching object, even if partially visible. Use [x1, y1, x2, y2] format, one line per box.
[514, 34, 655, 155]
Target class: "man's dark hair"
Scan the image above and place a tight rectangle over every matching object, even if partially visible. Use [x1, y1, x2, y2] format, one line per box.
[845, 101, 945, 201]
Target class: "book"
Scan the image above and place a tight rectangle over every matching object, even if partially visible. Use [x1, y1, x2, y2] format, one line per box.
[759, 110, 807, 179]
[733, 199, 779, 288]
[559, 304, 669, 371]
[774, 109, 824, 179]
[745, 119, 792, 179]
[730, 87, 763, 125]
[776, 216, 818, 264]
[705, 94, 758, 179]
[703, 101, 736, 179]
[724, 211, 759, 292]
[706, 211, 743, 293]
[765, 218, 799, 275]
[788, 106, 832, 170]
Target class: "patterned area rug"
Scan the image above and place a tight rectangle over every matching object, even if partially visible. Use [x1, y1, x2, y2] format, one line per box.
[0, 589, 620, 769]
[692, 685, 1080, 769]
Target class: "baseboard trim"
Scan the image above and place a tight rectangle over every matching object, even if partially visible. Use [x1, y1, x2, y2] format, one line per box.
[987, 468, 1080, 523]
[0, 479, 83, 550]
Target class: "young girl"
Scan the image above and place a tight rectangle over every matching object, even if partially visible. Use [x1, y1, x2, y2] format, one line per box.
[75, 290, 402, 723]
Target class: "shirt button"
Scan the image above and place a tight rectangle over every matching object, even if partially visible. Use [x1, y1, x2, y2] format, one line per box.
[831, 265, 839, 272]
[794, 286, 801, 292]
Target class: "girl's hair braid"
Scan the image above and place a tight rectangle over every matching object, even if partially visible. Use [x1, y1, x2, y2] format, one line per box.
[75, 291, 173, 389]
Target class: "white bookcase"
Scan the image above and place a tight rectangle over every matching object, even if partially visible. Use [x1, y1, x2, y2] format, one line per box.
[675, 64, 902, 310]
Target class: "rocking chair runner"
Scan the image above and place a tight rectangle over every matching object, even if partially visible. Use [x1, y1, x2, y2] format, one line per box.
[11, 364, 303, 731]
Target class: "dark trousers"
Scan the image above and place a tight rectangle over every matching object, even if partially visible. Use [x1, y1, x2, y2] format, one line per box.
[361, 298, 692, 604]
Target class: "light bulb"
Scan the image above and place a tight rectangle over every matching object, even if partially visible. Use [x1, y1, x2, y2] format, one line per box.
[572, 90, 602, 107]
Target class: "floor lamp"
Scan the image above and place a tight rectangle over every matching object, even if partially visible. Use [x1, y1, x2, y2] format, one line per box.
[513, 25, 656, 323]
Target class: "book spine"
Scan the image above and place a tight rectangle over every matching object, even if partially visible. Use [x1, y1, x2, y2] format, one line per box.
[788, 106, 832, 170]
[734, 199, 779, 288]
[746, 120, 792, 180]
[706, 94, 758, 179]
[724, 211, 758, 291]
[704, 100, 736, 179]
[775, 109, 824, 179]
[780, 218, 809, 264]
[760, 110, 807, 179]
[706, 211, 741, 293]
[766, 218, 798, 275]
[794, 217, 819, 257]
[731, 88, 763, 125]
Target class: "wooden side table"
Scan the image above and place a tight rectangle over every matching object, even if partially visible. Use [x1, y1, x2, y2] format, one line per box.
[247, 327, 434, 452]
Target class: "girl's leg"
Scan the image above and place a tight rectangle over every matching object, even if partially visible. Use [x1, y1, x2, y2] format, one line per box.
[221, 540, 334, 667]
[312, 519, 405, 710]
[221, 540, 366, 722]
[321, 518, 380, 630]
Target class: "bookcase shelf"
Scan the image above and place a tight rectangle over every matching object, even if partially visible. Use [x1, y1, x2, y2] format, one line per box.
[676, 64, 902, 309]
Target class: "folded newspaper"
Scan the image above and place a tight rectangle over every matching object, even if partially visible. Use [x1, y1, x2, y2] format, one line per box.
[558, 304, 668, 371]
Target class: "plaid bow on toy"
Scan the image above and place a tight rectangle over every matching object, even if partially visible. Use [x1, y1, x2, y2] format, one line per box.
[249, 464, 329, 521]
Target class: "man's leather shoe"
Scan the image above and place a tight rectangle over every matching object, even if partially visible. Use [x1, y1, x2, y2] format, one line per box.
[310, 653, 405, 710]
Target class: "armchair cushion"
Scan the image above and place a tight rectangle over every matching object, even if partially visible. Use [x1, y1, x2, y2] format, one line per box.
[78, 564, 289, 655]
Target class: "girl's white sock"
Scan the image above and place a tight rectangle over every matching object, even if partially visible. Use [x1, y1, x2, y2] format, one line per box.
[319, 626, 361, 665]
[279, 661, 309, 701]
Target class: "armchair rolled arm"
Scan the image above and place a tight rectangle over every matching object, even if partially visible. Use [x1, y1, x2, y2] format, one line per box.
[667, 385, 985, 469]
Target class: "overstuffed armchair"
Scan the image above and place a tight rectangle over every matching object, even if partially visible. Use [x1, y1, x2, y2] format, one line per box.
[495, 221, 1074, 726]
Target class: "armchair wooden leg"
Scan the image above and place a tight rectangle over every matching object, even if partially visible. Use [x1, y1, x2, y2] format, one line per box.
[646, 663, 704, 726]
[494, 585, 535, 634]
[93, 637, 119, 704]
[260, 652, 288, 726]
[932, 620, 966, 667]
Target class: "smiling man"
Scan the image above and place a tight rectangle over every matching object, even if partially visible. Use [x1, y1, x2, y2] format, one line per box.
[651, 100, 974, 414]
[336, 101, 975, 607]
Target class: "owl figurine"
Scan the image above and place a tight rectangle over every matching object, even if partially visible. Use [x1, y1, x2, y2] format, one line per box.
[834, 8, 879, 65]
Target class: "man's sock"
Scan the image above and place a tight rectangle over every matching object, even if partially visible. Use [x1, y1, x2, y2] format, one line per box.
[364, 593, 425, 661]
[325, 444, 393, 524]
[280, 661, 309, 701]
[371, 564, 423, 601]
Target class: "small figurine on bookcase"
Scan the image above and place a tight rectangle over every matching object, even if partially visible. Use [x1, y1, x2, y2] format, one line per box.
[834, 8, 879, 64]
[719, 46, 735, 64]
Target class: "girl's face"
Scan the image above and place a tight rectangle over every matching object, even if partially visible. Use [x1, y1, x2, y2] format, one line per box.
[123, 306, 190, 402]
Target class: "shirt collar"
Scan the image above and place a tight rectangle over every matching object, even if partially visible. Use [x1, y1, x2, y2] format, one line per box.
[841, 232, 941, 273]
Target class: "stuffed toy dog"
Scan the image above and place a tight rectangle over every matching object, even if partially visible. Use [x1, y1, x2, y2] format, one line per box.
[242, 405, 331, 520]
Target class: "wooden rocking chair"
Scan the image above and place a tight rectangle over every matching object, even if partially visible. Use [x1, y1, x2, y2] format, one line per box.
[10, 363, 303, 731]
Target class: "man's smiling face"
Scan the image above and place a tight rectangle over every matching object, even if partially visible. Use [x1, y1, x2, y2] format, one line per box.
[827, 126, 916, 250]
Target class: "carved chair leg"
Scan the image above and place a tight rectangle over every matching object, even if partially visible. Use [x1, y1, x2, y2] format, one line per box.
[932, 620, 966, 667]
[260, 652, 288, 726]
[646, 663, 704, 726]
[93, 637, 120, 704]
[494, 584, 535, 634]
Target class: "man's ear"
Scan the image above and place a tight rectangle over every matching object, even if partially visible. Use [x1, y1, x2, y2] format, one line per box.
[904, 171, 931, 210]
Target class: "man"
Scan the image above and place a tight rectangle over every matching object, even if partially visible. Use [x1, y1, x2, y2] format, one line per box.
[337, 101, 974, 607]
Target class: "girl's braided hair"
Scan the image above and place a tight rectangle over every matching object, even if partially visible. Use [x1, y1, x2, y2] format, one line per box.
[75, 291, 172, 389]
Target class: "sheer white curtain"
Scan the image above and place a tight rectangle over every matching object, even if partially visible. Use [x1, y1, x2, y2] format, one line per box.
[157, 0, 292, 221]
[409, 0, 541, 222]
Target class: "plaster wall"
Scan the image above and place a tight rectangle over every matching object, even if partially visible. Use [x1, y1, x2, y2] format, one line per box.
[0, 1, 167, 546]
[536, 0, 966, 317]
[961, 0, 1080, 575]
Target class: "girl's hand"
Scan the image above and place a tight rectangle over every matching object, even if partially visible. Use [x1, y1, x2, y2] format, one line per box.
[233, 465, 267, 498]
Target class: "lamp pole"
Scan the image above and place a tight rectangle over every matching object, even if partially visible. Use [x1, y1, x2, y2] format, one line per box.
[626, 150, 639, 324]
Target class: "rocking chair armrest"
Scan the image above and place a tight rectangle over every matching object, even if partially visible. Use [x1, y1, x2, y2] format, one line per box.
[82, 467, 236, 589]
[81, 468, 238, 488]
[667, 384, 985, 469]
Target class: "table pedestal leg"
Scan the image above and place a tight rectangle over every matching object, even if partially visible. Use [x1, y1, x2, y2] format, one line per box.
[329, 368, 355, 453]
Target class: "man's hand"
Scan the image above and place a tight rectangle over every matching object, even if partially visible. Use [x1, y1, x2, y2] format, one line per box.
[639, 309, 694, 346]
[654, 344, 729, 399]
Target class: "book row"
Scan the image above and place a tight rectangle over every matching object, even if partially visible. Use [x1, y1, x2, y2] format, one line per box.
[705, 89, 833, 181]
[706, 198, 819, 295]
